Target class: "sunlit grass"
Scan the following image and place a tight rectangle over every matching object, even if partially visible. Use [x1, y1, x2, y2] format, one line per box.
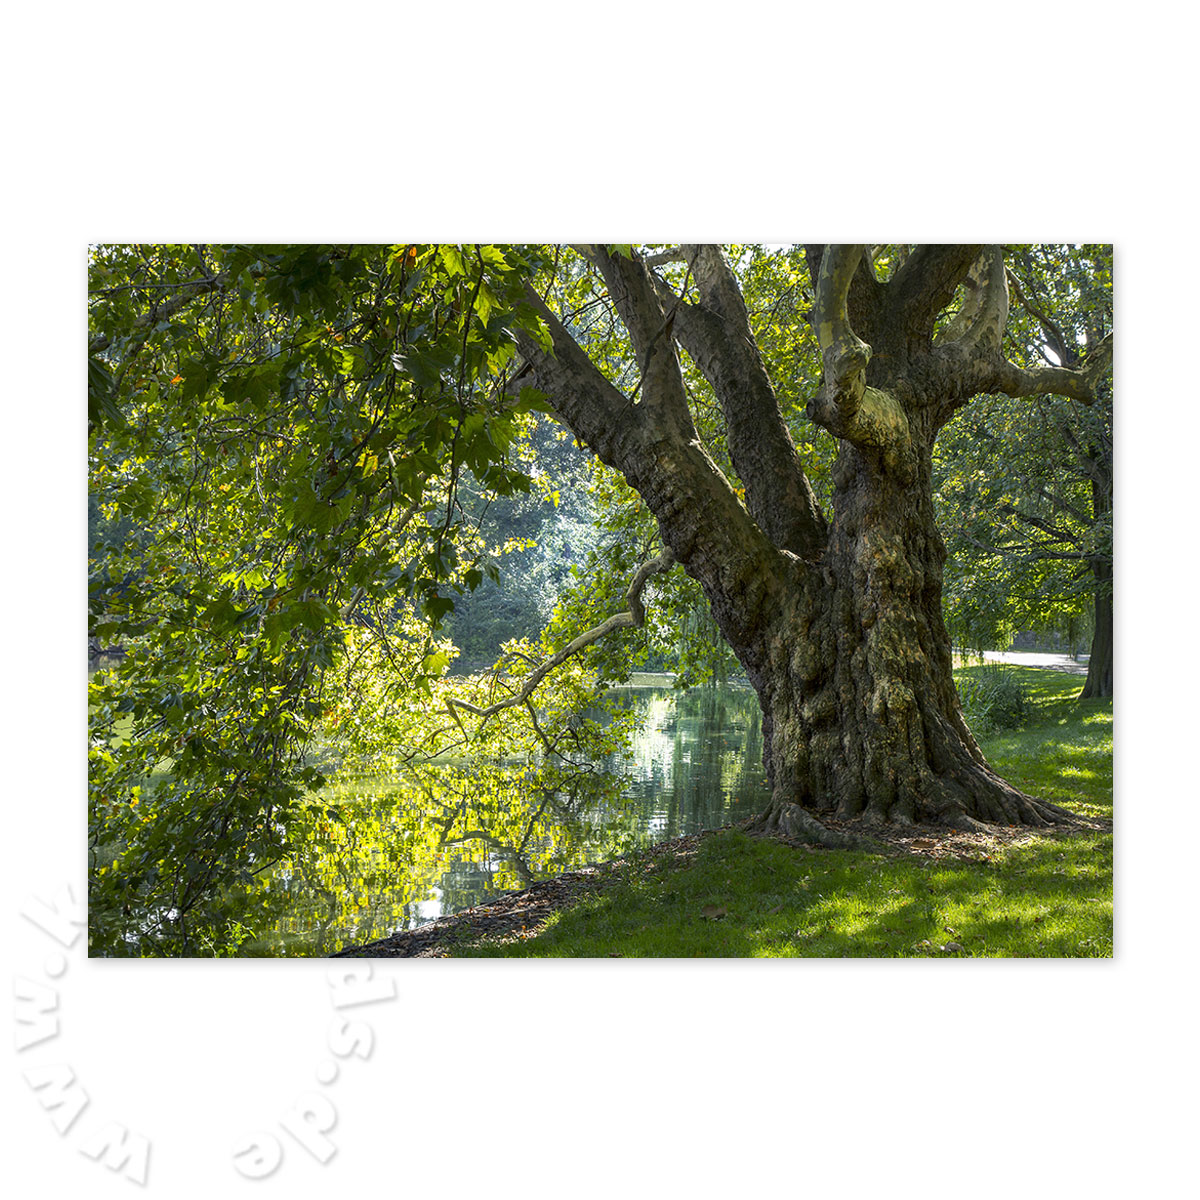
[459, 666, 1113, 959]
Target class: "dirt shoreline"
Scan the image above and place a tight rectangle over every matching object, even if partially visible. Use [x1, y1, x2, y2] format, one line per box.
[330, 832, 721, 957]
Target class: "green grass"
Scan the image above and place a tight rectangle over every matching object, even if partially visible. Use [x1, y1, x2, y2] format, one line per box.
[457, 667, 1113, 958]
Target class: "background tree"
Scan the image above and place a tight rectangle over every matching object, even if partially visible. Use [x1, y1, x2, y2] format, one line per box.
[933, 245, 1112, 695]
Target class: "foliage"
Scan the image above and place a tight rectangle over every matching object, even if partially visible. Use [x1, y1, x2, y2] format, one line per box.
[88, 243, 557, 955]
[933, 244, 1113, 666]
[440, 417, 600, 666]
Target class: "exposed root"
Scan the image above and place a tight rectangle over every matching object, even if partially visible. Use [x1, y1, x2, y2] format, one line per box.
[750, 791, 1099, 853]
[749, 802, 882, 851]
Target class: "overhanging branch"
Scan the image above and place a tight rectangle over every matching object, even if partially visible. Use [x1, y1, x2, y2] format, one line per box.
[444, 548, 675, 735]
[89, 272, 230, 355]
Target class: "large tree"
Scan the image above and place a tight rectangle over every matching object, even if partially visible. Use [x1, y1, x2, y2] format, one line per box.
[89, 243, 1111, 953]
[511, 244, 1110, 844]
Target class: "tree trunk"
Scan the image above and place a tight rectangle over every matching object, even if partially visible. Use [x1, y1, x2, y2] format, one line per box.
[513, 244, 1105, 843]
[1081, 469, 1113, 700]
[746, 443, 1072, 841]
[1081, 560, 1113, 699]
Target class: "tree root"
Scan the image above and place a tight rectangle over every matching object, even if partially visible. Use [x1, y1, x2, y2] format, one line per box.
[748, 802, 883, 851]
[750, 793, 1095, 853]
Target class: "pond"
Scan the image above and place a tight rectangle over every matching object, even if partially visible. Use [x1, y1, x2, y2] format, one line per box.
[239, 682, 769, 956]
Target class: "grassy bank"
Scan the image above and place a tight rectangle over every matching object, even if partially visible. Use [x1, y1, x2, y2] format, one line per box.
[456, 666, 1113, 958]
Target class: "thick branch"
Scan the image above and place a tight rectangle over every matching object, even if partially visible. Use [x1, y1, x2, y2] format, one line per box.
[812, 244, 870, 419]
[511, 286, 651, 469]
[989, 359, 1101, 403]
[936, 248, 1110, 407]
[576, 245, 695, 437]
[809, 245, 915, 475]
[935, 247, 1009, 357]
[652, 244, 827, 560]
[444, 549, 675, 732]
[514, 269, 791, 657]
[889, 244, 983, 339]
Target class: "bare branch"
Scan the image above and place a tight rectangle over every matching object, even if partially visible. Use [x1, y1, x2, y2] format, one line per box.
[444, 548, 675, 733]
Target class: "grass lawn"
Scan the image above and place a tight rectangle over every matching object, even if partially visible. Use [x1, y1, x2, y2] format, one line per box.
[457, 666, 1113, 958]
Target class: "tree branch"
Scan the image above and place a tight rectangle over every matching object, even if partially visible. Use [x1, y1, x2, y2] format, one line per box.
[999, 505, 1082, 547]
[812, 243, 870, 418]
[1005, 264, 1074, 366]
[644, 247, 688, 267]
[444, 548, 675, 733]
[576, 245, 696, 436]
[510, 285, 652, 469]
[651, 244, 827, 560]
[889, 244, 983, 338]
[809, 245, 915, 476]
[935, 247, 1009, 358]
[513, 263, 791, 652]
[89, 272, 229, 355]
[989, 359, 1100, 403]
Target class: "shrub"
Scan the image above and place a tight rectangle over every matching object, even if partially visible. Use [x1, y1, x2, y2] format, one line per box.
[957, 666, 1031, 732]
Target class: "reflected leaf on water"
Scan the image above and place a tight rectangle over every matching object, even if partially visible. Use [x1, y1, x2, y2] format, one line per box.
[233, 685, 770, 956]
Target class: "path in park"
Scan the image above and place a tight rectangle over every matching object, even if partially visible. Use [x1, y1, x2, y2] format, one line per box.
[982, 650, 1088, 676]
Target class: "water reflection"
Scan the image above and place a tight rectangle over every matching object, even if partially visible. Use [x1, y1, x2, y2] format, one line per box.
[239, 684, 769, 956]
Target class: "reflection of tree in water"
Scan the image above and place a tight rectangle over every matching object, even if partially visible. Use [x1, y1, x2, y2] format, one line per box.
[241, 686, 771, 955]
[244, 760, 638, 955]
[609, 686, 769, 841]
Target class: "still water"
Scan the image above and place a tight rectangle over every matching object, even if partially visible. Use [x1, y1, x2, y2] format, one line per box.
[245, 683, 769, 956]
